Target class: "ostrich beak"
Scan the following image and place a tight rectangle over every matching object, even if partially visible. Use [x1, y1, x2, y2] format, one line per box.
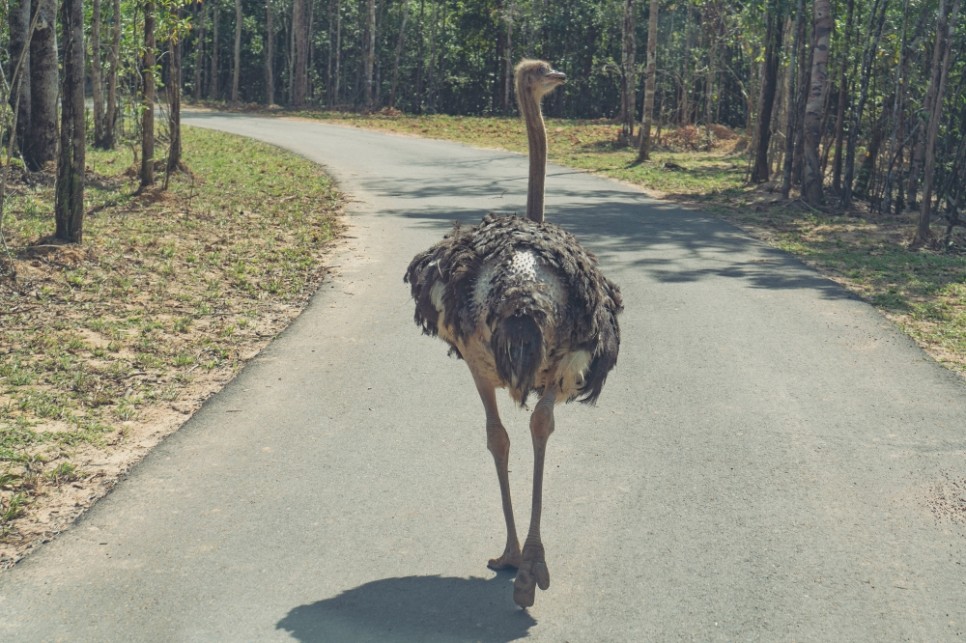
[547, 70, 566, 84]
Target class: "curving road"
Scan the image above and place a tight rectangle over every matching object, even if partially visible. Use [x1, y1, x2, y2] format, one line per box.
[1, 112, 965, 641]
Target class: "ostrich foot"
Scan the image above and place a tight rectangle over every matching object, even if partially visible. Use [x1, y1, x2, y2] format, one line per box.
[512, 541, 550, 608]
[487, 546, 521, 571]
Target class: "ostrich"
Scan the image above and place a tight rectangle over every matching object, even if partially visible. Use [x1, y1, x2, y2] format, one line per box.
[404, 59, 622, 608]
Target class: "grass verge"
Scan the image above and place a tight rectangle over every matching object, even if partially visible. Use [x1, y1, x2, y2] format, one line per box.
[0, 127, 343, 565]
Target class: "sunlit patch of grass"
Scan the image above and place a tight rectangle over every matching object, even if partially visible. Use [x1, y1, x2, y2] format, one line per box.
[1, 126, 344, 543]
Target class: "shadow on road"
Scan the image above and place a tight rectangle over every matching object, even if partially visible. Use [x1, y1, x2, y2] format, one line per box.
[276, 573, 536, 642]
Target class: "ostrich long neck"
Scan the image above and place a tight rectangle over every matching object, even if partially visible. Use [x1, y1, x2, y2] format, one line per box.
[520, 89, 548, 223]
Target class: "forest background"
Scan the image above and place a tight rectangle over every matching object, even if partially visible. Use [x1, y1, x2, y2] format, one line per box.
[1, 0, 965, 561]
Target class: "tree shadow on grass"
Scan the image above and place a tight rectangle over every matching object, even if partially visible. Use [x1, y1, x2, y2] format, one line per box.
[276, 572, 536, 643]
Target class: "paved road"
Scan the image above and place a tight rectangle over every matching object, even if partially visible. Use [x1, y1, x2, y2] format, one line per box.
[2, 113, 965, 641]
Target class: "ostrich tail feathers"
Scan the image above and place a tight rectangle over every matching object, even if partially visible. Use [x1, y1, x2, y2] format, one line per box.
[492, 314, 544, 407]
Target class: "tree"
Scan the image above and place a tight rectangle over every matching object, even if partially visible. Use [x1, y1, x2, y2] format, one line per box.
[265, 0, 275, 105]
[90, 0, 109, 148]
[141, 0, 158, 189]
[619, 0, 637, 143]
[751, 4, 784, 183]
[912, 0, 961, 247]
[7, 0, 32, 158]
[55, 0, 86, 242]
[291, 0, 309, 106]
[231, 0, 242, 102]
[801, 0, 833, 205]
[25, 0, 59, 171]
[637, 0, 659, 161]
[364, 0, 376, 110]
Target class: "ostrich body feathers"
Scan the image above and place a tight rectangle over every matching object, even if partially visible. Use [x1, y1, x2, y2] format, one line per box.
[405, 213, 622, 406]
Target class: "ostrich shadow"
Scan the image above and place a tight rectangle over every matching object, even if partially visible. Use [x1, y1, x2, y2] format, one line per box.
[276, 572, 537, 642]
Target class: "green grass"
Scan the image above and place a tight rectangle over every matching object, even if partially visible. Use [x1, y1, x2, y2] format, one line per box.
[0, 127, 343, 548]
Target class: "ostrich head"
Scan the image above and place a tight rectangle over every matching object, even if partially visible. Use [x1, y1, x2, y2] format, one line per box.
[514, 59, 567, 104]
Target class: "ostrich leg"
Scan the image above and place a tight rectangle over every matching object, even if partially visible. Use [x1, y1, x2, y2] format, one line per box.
[513, 385, 556, 608]
[471, 369, 522, 571]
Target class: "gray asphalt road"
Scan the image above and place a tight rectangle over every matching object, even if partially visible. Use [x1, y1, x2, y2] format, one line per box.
[2, 113, 965, 641]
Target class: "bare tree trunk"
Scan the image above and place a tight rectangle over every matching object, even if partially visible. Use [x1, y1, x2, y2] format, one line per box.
[912, 0, 961, 247]
[841, 0, 888, 209]
[830, 0, 855, 192]
[388, 2, 409, 108]
[780, 0, 806, 198]
[90, 0, 108, 148]
[56, 0, 86, 242]
[801, 0, 833, 206]
[364, 0, 376, 109]
[140, 0, 157, 189]
[194, 1, 206, 102]
[166, 20, 183, 182]
[105, 0, 121, 147]
[620, 0, 637, 142]
[291, 0, 308, 106]
[232, 0, 242, 102]
[751, 5, 783, 183]
[680, 2, 693, 124]
[265, 0, 275, 105]
[209, 7, 220, 99]
[637, 0, 659, 161]
[7, 0, 32, 158]
[26, 0, 58, 171]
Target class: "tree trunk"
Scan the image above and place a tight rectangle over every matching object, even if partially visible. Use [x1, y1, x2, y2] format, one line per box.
[209, 7, 220, 99]
[104, 0, 121, 148]
[291, 0, 308, 106]
[364, 0, 376, 109]
[265, 0, 275, 105]
[26, 0, 58, 171]
[140, 0, 157, 189]
[831, 0, 855, 192]
[232, 0, 242, 102]
[55, 0, 86, 243]
[750, 6, 784, 183]
[90, 0, 108, 148]
[194, 1, 206, 102]
[166, 20, 183, 182]
[637, 0, 659, 161]
[841, 0, 888, 209]
[620, 0, 637, 142]
[780, 0, 806, 198]
[912, 0, 961, 247]
[801, 0, 833, 206]
[389, 2, 409, 109]
[7, 0, 32, 158]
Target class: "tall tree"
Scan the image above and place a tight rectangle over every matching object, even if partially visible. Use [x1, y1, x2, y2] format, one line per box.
[167, 9, 185, 180]
[751, 4, 784, 183]
[140, 0, 157, 189]
[291, 0, 309, 106]
[619, 0, 637, 142]
[841, 0, 889, 209]
[90, 0, 109, 148]
[912, 0, 961, 247]
[7, 0, 32, 159]
[25, 0, 58, 171]
[231, 0, 242, 102]
[637, 0, 659, 161]
[801, 0, 833, 205]
[104, 0, 122, 149]
[364, 0, 377, 109]
[780, 0, 807, 198]
[55, 0, 86, 242]
[265, 0, 275, 105]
